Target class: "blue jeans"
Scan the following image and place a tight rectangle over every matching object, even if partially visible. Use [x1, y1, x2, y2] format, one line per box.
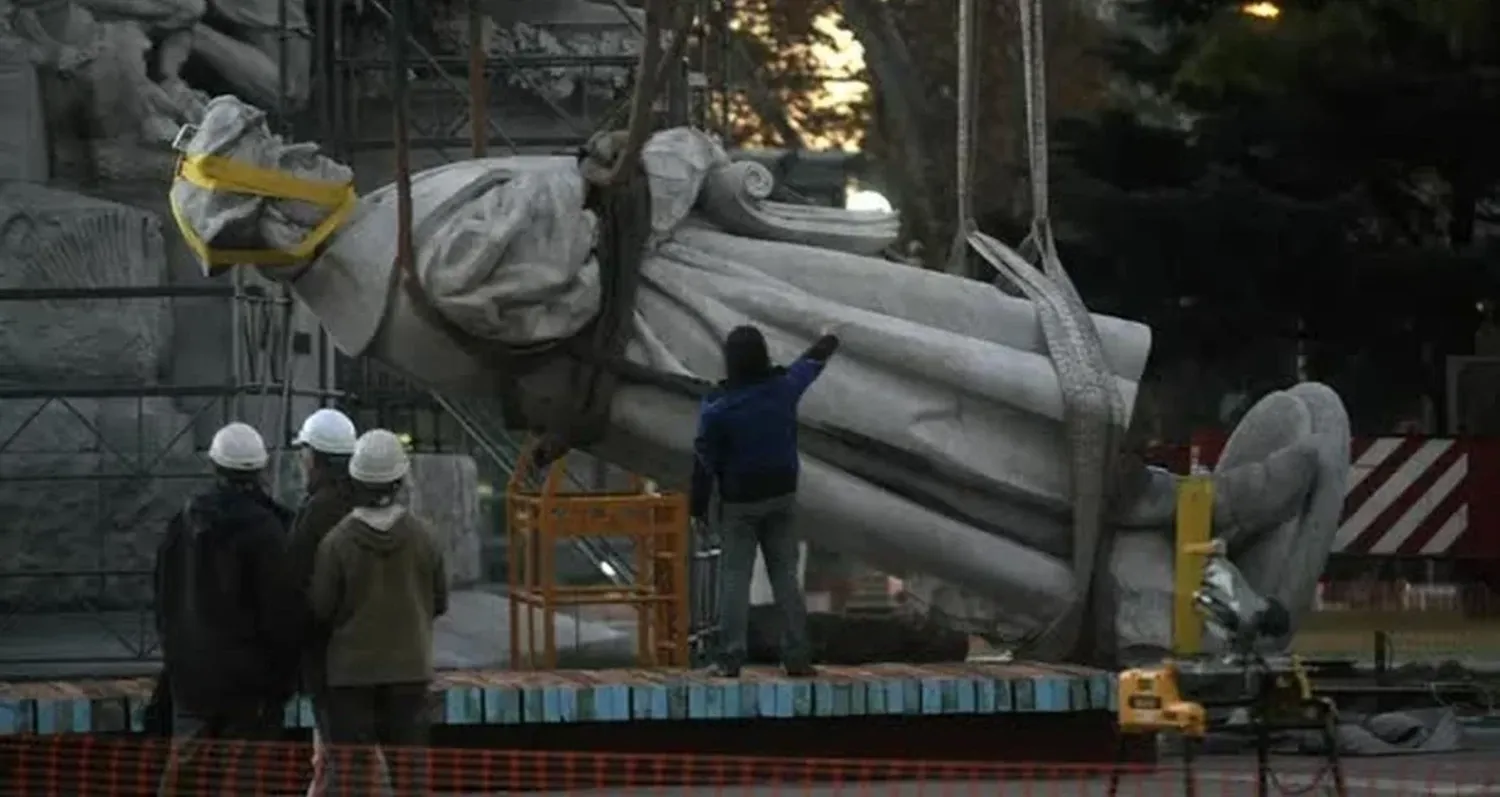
[714, 494, 811, 670]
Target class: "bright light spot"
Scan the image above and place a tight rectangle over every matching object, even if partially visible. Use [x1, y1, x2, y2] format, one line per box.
[599, 562, 618, 578]
[1241, 2, 1280, 19]
[396, 432, 413, 449]
[846, 189, 892, 213]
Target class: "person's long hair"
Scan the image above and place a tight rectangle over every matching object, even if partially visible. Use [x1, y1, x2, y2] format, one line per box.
[723, 325, 772, 387]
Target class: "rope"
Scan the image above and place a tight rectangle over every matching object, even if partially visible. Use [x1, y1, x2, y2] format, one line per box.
[944, 0, 979, 275]
[948, 0, 1128, 662]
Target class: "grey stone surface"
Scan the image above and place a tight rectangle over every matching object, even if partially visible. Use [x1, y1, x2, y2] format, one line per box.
[0, 183, 172, 383]
[407, 453, 486, 589]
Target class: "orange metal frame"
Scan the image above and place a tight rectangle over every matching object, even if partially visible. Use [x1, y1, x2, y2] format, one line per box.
[505, 441, 691, 670]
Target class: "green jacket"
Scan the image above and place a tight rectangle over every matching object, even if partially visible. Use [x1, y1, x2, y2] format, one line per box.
[286, 475, 357, 691]
[311, 504, 449, 687]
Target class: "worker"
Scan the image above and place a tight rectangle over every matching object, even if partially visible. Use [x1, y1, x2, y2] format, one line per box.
[692, 323, 841, 678]
[154, 421, 296, 796]
[285, 408, 359, 797]
[311, 429, 448, 795]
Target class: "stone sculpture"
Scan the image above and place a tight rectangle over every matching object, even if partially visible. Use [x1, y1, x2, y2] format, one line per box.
[172, 98, 1353, 666]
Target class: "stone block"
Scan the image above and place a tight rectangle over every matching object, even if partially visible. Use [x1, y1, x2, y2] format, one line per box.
[0, 184, 172, 385]
[407, 453, 485, 588]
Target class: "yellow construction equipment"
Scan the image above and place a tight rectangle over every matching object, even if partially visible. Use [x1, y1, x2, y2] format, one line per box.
[505, 441, 691, 670]
[1111, 479, 1348, 797]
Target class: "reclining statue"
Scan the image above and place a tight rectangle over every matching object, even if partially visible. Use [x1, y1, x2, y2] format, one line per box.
[172, 95, 1352, 666]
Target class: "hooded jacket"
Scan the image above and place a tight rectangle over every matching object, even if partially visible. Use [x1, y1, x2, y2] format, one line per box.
[153, 481, 295, 713]
[285, 468, 357, 691]
[690, 333, 840, 517]
[310, 504, 449, 687]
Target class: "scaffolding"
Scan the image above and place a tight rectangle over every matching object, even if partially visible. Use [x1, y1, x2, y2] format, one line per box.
[0, 273, 336, 674]
[506, 444, 692, 669]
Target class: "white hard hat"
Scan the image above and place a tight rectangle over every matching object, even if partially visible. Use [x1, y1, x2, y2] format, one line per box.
[348, 429, 411, 484]
[293, 408, 358, 455]
[208, 422, 269, 471]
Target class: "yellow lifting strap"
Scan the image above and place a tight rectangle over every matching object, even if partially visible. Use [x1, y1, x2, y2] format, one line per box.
[168, 153, 358, 267]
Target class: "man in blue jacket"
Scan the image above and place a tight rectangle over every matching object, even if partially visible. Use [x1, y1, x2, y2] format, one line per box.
[692, 323, 840, 677]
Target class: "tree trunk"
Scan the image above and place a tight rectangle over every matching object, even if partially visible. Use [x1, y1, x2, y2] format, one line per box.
[841, 0, 947, 267]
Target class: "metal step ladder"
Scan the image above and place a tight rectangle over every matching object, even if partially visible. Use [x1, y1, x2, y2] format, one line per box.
[431, 392, 636, 586]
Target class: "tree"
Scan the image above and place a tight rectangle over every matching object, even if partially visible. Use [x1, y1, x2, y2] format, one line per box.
[1058, 0, 1500, 432]
[696, 0, 1113, 268]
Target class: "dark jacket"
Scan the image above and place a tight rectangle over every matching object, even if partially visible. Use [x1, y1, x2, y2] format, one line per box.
[153, 482, 295, 713]
[690, 334, 839, 516]
[285, 472, 357, 692]
[311, 505, 449, 687]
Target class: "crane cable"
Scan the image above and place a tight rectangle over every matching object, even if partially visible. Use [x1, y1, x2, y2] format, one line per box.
[952, 0, 1129, 661]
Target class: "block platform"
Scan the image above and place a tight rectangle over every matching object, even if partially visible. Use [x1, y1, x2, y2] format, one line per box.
[0, 661, 1114, 735]
[1, 661, 1146, 786]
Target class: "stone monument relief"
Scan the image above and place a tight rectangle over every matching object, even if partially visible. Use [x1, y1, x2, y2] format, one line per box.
[0, 0, 634, 611]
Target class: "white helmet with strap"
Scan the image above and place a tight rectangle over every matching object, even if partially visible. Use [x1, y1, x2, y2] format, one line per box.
[293, 408, 358, 455]
[348, 429, 411, 484]
[208, 422, 269, 471]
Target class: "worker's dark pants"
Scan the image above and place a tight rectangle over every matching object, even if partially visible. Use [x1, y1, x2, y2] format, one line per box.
[715, 494, 812, 671]
[321, 683, 431, 797]
[156, 698, 281, 797]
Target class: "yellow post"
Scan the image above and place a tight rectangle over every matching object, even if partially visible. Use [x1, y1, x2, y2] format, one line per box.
[1173, 474, 1215, 656]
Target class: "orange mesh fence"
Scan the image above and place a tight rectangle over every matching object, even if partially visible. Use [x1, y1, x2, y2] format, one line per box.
[2, 736, 1498, 796]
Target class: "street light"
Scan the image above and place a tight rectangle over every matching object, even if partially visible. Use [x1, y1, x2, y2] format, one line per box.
[1242, 2, 1281, 19]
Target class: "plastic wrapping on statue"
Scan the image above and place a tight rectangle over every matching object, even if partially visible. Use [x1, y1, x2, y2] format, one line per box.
[168, 95, 354, 274]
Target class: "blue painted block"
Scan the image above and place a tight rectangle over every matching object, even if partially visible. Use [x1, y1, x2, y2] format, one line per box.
[666, 681, 687, 720]
[499, 687, 524, 725]
[954, 678, 976, 714]
[542, 687, 562, 723]
[832, 682, 851, 717]
[445, 688, 481, 725]
[481, 687, 506, 724]
[920, 679, 942, 715]
[726, 684, 744, 720]
[559, 686, 579, 723]
[1034, 677, 1069, 712]
[611, 684, 632, 721]
[576, 686, 597, 722]
[1013, 678, 1036, 712]
[706, 683, 725, 719]
[976, 678, 997, 714]
[883, 680, 903, 714]
[35, 701, 57, 735]
[814, 681, 835, 718]
[649, 683, 669, 720]
[791, 682, 812, 717]
[128, 697, 147, 732]
[1069, 678, 1089, 712]
[688, 683, 709, 719]
[775, 682, 795, 718]
[0, 700, 21, 735]
[630, 683, 653, 720]
[296, 697, 315, 728]
[993, 678, 1016, 712]
[757, 682, 777, 719]
[902, 678, 920, 715]
[1092, 675, 1114, 710]
[70, 699, 92, 733]
[523, 687, 545, 723]
[850, 680, 868, 715]
[867, 680, 886, 714]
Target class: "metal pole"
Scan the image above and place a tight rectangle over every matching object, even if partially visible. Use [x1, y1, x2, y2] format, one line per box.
[468, 0, 488, 158]
[392, 0, 415, 301]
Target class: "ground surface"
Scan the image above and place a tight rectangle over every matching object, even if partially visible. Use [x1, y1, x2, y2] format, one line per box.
[472, 752, 1500, 797]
